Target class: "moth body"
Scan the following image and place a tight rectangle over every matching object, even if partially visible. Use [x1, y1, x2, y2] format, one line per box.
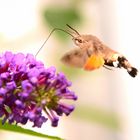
[61, 25, 138, 77]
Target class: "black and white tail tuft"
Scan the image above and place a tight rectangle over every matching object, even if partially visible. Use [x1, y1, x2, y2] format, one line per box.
[127, 67, 138, 77]
[117, 56, 138, 77]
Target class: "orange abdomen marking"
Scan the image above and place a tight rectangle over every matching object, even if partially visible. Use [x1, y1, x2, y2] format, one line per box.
[84, 55, 105, 70]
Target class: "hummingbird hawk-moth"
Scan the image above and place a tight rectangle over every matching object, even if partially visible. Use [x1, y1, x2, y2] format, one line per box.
[36, 24, 138, 77]
[61, 24, 138, 77]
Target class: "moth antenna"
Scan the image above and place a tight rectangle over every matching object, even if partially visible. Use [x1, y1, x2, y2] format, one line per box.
[35, 28, 74, 57]
[66, 24, 80, 35]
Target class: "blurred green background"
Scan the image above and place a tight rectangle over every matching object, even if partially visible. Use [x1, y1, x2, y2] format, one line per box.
[0, 0, 140, 140]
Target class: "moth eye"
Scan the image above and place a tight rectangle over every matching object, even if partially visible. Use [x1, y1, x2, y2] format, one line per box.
[78, 39, 82, 43]
[75, 39, 82, 44]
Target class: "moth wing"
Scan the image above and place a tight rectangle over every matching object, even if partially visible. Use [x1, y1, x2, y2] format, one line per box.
[84, 54, 105, 71]
[61, 48, 89, 68]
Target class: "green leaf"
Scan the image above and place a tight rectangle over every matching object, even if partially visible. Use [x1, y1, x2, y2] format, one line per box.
[73, 105, 120, 130]
[0, 120, 64, 140]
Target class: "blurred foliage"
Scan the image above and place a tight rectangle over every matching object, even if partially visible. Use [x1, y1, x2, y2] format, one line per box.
[0, 120, 64, 140]
[59, 64, 85, 79]
[73, 105, 120, 130]
[43, 7, 82, 41]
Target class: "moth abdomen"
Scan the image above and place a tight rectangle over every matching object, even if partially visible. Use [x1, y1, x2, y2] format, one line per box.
[105, 54, 138, 77]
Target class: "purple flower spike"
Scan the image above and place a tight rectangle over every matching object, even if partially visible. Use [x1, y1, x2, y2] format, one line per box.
[0, 51, 77, 128]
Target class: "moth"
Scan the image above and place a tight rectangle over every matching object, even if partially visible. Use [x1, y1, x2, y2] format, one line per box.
[36, 24, 138, 77]
[61, 24, 138, 77]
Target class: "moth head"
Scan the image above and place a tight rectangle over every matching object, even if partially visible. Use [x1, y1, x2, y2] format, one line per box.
[66, 24, 92, 49]
[73, 36, 84, 45]
[73, 35, 95, 49]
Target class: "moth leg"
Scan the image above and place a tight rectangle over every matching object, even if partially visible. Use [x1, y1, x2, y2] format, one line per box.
[103, 65, 113, 70]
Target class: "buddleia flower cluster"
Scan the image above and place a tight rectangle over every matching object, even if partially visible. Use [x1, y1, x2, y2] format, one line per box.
[0, 52, 77, 127]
